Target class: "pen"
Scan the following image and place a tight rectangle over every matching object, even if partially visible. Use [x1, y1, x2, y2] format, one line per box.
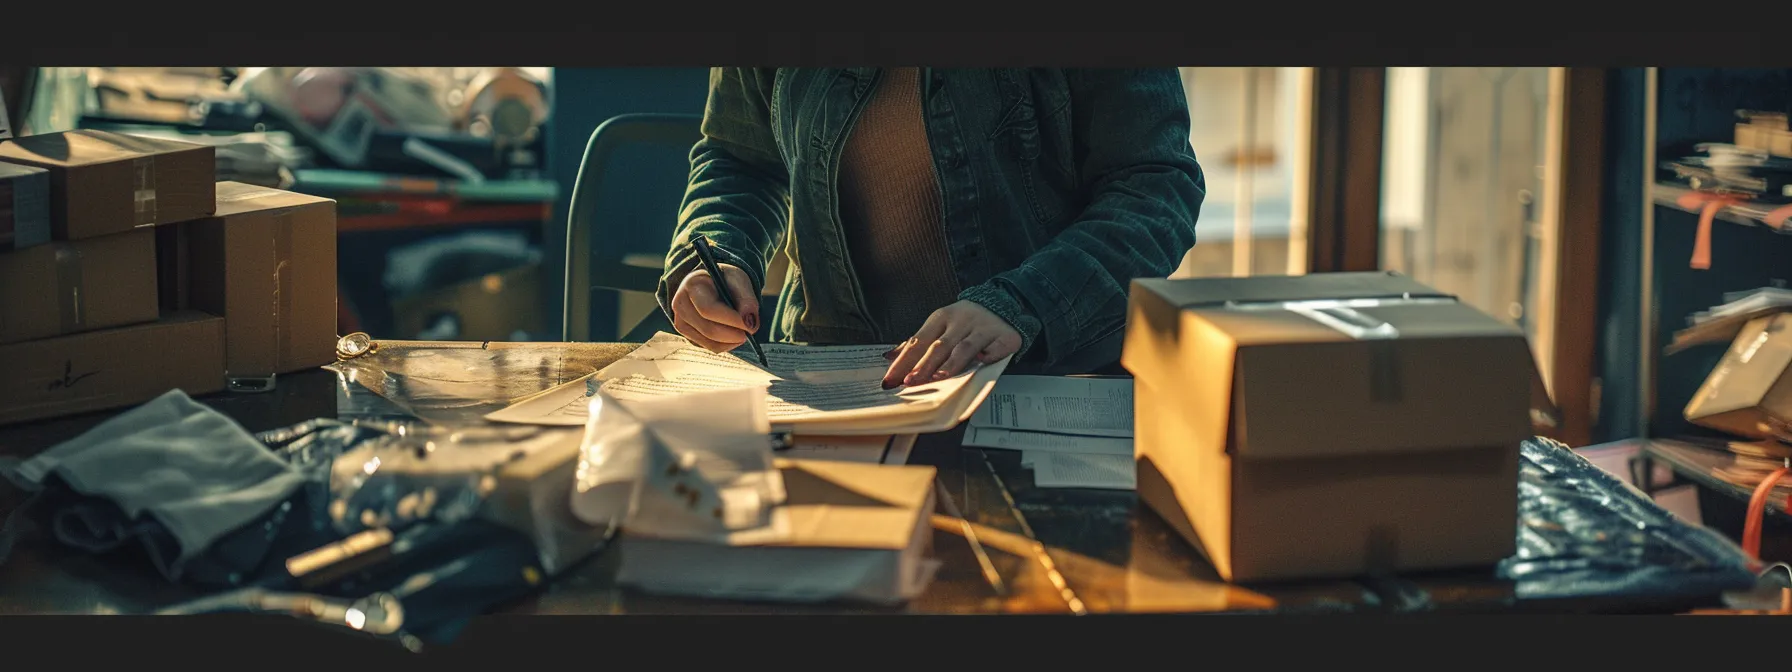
[690, 235, 769, 366]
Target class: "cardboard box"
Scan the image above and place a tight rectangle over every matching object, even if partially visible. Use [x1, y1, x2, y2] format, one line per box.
[0, 311, 225, 426]
[1685, 313, 1792, 439]
[1123, 272, 1532, 583]
[616, 459, 938, 604]
[155, 223, 189, 313]
[185, 181, 338, 377]
[0, 129, 215, 240]
[0, 162, 50, 251]
[0, 229, 159, 345]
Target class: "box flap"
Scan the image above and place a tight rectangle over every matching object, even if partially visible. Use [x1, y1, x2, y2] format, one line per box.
[1132, 272, 1448, 311]
[1232, 334, 1533, 458]
[0, 129, 205, 168]
[0, 162, 45, 180]
[753, 459, 936, 551]
[1688, 314, 1792, 433]
[212, 181, 334, 219]
[1128, 274, 1532, 460]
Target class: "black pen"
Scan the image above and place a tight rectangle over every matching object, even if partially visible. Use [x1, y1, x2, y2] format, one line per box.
[690, 235, 768, 366]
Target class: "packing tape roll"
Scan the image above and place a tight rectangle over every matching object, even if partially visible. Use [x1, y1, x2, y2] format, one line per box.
[53, 244, 85, 332]
[133, 156, 158, 227]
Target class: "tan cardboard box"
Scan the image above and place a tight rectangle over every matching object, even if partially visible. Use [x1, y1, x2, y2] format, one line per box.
[0, 129, 215, 240]
[616, 459, 938, 604]
[0, 311, 225, 426]
[1685, 312, 1792, 439]
[184, 181, 338, 378]
[1123, 272, 1532, 583]
[0, 229, 158, 345]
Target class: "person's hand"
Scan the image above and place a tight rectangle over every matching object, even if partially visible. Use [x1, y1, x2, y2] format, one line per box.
[671, 263, 760, 353]
[881, 300, 1022, 389]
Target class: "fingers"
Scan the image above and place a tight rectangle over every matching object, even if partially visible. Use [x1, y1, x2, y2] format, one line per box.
[674, 314, 731, 352]
[686, 273, 750, 332]
[719, 266, 762, 334]
[883, 313, 948, 389]
[978, 333, 1022, 364]
[907, 322, 975, 386]
[672, 275, 748, 352]
[937, 333, 997, 380]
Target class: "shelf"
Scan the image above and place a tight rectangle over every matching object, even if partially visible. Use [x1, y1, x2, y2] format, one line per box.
[1653, 182, 1792, 233]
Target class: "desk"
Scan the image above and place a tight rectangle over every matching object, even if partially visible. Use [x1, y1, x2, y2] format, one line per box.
[0, 343, 1756, 617]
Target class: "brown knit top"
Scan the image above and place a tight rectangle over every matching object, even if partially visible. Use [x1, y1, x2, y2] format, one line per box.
[837, 67, 960, 341]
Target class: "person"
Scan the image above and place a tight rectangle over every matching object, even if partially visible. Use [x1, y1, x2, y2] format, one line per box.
[658, 67, 1203, 389]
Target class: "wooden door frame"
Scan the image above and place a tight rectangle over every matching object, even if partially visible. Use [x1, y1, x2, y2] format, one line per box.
[1305, 67, 1385, 274]
[1541, 67, 1606, 448]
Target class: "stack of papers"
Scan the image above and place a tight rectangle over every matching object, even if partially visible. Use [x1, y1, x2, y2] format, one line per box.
[487, 332, 1008, 435]
[784, 434, 918, 466]
[964, 375, 1136, 490]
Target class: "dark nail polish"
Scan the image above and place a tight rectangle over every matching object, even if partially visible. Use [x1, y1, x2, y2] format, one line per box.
[882, 349, 898, 360]
[881, 379, 900, 390]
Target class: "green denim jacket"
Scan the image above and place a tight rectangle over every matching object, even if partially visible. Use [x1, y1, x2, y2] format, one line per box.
[659, 67, 1204, 371]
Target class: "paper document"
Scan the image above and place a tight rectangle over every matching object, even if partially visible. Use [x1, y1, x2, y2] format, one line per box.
[784, 434, 917, 465]
[1022, 451, 1136, 490]
[963, 426, 1133, 455]
[490, 332, 1008, 435]
[969, 375, 1133, 438]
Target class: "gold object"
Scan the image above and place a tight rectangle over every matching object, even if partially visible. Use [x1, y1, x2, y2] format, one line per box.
[336, 332, 378, 361]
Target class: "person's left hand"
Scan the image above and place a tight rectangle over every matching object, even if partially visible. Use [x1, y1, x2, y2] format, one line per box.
[881, 300, 1022, 389]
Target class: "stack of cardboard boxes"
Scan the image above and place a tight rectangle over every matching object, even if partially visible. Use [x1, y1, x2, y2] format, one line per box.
[0, 129, 339, 426]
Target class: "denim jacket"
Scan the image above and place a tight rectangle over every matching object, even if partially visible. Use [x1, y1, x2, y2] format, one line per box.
[658, 67, 1204, 371]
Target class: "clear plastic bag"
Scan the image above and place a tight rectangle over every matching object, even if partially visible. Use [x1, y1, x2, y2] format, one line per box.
[328, 339, 633, 425]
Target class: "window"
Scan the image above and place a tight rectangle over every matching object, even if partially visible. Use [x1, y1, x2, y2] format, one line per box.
[1174, 67, 1315, 279]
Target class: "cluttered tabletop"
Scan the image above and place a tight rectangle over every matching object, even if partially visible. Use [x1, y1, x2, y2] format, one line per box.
[0, 327, 1769, 642]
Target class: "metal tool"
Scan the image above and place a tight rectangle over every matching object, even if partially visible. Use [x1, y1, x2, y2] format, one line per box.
[157, 588, 406, 636]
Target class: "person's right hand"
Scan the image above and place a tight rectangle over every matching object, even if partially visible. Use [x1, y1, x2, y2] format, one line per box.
[671, 263, 761, 353]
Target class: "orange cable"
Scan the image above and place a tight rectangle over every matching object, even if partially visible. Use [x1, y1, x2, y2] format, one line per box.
[1743, 467, 1790, 559]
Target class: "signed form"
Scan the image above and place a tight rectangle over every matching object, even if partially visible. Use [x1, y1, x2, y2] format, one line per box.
[488, 332, 1008, 434]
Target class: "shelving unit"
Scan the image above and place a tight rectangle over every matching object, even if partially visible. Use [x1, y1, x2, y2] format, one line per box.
[1652, 182, 1792, 232]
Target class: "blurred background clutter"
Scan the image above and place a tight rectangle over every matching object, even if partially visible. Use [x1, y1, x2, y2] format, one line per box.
[3, 66, 1567, 353]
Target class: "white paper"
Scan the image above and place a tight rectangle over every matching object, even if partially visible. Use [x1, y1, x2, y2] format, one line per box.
[884, 434, 917, 466]
[485, 375, 602, 426]
[493, 332, 1010, 435]
[1025, 451, 1136, 490]
[969, 375, 1133, 438]
[964, 426, 1133, 456]
[569, 387, 788, 545]
[781, 434, 919, 465]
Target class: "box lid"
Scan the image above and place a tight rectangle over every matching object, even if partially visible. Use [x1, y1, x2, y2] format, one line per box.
[1126, 273, 1533, 459]
[212, 181, 334, 219]
[0, 161, 45, 180]
[756, 459, 936, 551]
[0, 129, 207, 168]
[1686, 313, 1792, 434]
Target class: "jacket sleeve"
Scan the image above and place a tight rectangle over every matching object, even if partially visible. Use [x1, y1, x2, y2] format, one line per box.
[657, 67, 790, 321]
[957, 68, 1204, 366]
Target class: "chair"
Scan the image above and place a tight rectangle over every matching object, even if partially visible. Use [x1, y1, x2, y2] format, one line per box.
[561, 113, 703, 342]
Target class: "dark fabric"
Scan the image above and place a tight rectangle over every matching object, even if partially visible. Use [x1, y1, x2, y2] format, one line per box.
[660, 68, 1205, 370]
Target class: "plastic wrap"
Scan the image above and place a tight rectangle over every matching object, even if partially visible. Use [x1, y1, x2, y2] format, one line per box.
[327, 339, 629, 425]
[1499, 437, 1757, 601]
